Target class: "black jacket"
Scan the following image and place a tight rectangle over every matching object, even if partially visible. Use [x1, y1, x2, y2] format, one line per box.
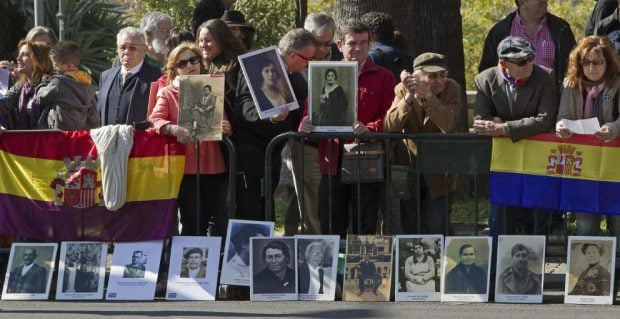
[478, 10, 575, 89]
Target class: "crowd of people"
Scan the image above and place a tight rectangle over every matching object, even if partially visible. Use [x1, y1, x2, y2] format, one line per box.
[2, 0, 620, 288]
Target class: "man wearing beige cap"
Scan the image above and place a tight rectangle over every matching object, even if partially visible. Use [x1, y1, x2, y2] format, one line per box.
[384, 52, 461, 235]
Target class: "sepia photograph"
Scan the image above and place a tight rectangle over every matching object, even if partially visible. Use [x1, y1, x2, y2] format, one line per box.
[2, 243, 57, 300]
[220, 219, 275, 286]
[250, 237, 297, 301]
[395, 235, 443, 302]
[565, 236, 616, 305]
[343, 235, 393, 302]
[295, 235, 340, 301]
[441, 236, 491, 302]
[308, 61, 357, 132]
[178, 74, 225, 141]
[238, 46, 298, 119]
[495, 235, 545, 304]
[166, 236, 222, 300]
[106, 240, 163, 301]
[56, 242, 107, 300]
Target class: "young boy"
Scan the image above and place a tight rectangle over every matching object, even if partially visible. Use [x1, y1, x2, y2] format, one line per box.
[33, 40, 99, 130]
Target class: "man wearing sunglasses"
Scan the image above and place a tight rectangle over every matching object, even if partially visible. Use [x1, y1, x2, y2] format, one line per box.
[473, 36, 557, 276]
[98, 27, 162, 126]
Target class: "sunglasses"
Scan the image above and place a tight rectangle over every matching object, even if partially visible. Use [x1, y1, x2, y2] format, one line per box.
[580, 59, 605, 67]
[176, 55, 201, 69]
[506, 55, 534, 67]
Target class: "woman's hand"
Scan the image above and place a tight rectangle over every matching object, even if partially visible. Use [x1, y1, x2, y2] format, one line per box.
[594, 125, 613, 142]
[270, 107, 289, 123]
[299, 117, 315, 133]
[166, 124, 196, 145]
[555, 121, 572, 139]
[221, 120, 232, 136]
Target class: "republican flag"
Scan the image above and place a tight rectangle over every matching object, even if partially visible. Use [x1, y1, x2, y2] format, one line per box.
[0, 130, 185, 241]
[490, 133, 620, 215]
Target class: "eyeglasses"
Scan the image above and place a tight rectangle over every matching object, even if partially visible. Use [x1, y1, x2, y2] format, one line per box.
[117, 44, 145, 52]
[176, 55, 201, 69]
[580, 59, 605, 67]
[506, 55, 534, 67]
[291, 52, 313, 62]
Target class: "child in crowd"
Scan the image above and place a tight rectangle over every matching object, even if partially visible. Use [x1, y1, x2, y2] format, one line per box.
[32, 40, 99, 130]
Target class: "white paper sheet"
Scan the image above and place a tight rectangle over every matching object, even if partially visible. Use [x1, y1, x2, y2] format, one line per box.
[560, 118, 600, 134]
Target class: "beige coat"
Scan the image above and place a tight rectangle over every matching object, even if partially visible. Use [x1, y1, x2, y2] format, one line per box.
[384, 78, 461, 199]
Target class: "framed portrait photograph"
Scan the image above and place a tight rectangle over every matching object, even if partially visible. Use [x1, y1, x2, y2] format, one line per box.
[343, 235, 393, 302]
[250, 237, 297, 301]
[178, 74, 225, 141]
[56, 242, 107, 300]
[494, 235, 545, 304]
[441, 236, 491, 302]
[308, 61, 357, 132]
[238, 46, 299, 119]
[2, 243, 57, 300]
[395, 235, 443, 302]
[106, 240, 163, 300]
[220, 219, 275, 286]
[165, 236, 222, 300]
[295, 235, 340, 301]
[565, 236, 616, 305]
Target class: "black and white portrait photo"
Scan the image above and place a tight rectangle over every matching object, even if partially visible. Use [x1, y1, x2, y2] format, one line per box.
[220, 219, 274, 286]
[106, 240, 163, 301]
[495, 235, 545, 303]
[178, 74, 225, 141]
[395, 235, 443, 302]
[166, 236, 222, 300]
[441, 236, 491, 302]
[2, 243, 57, 300]
[308, 61, 357, 132]
[565, 236, 616, 305]
[250, 237, 297, 301]
[296, 235, 339, 301]
[239, 46, 298, 119]
[56, 242, 107, 300]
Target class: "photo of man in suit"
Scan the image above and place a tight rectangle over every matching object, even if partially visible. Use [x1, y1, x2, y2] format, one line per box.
[180, 247, 207, 279]
[98, 27, 162, 126]
[123, 250, 146, 278]
[298, 241, 328, 294]
[7, 248, 47, 293]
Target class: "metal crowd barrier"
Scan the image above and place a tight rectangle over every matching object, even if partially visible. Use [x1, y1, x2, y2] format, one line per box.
[264, 132, 492, 236]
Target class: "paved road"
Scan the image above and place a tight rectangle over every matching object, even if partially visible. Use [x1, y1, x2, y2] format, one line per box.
[1, 298, 620, 319]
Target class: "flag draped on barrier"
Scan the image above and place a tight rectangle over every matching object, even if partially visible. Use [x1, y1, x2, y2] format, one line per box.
[490, 133, 620, 215]
[0, 130, 185, 241]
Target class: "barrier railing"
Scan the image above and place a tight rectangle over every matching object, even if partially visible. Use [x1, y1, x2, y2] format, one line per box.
[264, 132, 492, 235]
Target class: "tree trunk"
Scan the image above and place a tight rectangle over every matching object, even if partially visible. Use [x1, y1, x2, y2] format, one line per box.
[295, 0, 307, 28]
[334, 0, 468, 132]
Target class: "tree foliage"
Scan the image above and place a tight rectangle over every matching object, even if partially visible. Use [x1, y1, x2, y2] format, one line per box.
[235, 0, 297, 49]
[461, 0, 592, 90]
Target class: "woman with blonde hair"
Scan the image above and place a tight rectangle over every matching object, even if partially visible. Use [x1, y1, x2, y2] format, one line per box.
[556, 35, 620, 242]
[149, 42, 231, 236]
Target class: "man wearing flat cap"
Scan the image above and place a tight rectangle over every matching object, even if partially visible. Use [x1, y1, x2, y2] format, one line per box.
[473, 36, 558, 260]
[384, 52, 461, 235]
[180, 247, 207, 278]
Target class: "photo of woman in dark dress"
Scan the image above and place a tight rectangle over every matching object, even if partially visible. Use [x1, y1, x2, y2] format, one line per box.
[316, 68, 348, 126]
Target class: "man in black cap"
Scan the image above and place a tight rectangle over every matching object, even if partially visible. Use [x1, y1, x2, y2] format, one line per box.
[180, 247, 207, 279]
[384, 52, 461, 235]
[473, 35, 557, 257]
[221, 10, 255, 50]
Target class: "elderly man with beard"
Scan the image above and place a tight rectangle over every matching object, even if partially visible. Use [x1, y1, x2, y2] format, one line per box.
[140, 11, 173, 68]
[497, 244, 541, 295]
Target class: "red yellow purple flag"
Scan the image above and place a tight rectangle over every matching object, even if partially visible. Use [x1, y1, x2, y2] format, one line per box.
[490, 133, 620, 214]
[0, 130, 184, 241]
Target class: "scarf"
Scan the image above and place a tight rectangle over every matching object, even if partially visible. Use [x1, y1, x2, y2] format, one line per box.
[500, 68, 525, 87]
[581, 79, 605, 119]
[18, 81, 35, 112]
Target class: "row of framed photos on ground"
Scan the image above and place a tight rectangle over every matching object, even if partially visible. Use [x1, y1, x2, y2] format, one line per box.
[1, 220, 617, 305]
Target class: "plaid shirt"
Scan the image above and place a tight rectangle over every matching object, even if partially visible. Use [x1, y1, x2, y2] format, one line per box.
[510, 11, 555, 70]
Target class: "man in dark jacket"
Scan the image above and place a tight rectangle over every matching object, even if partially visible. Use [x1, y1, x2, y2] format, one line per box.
[478, 0, 575, 90]
[7, 248, 48, 293]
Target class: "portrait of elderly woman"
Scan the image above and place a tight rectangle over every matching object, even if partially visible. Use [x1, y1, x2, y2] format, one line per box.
[569, 242, 612, 296]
